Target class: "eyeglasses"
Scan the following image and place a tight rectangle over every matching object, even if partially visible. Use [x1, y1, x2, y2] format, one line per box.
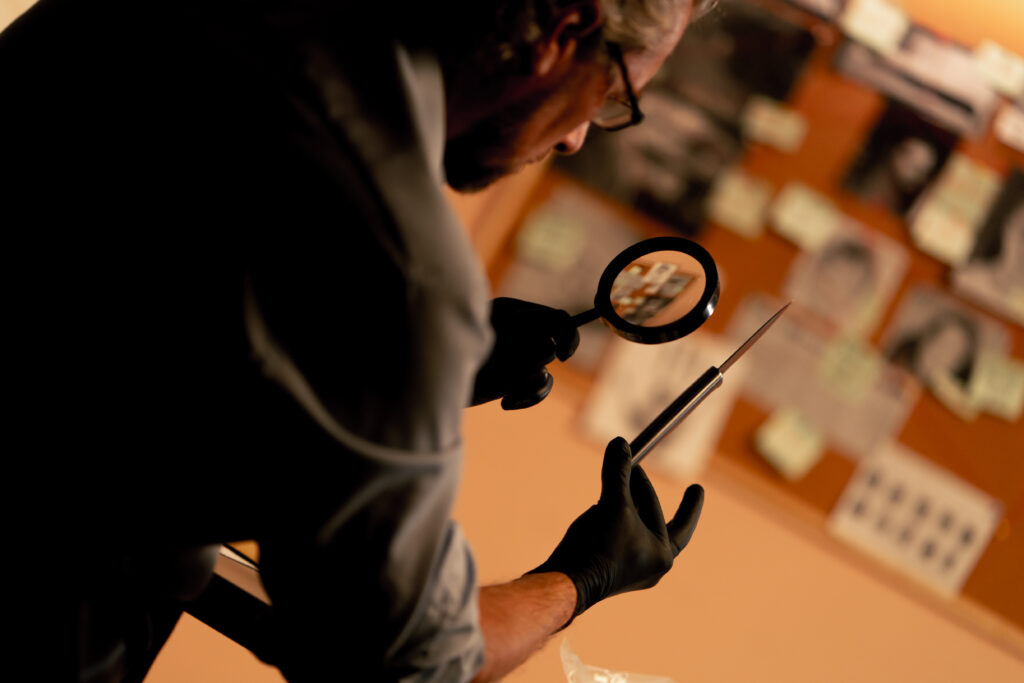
[591, 42, 644, 132]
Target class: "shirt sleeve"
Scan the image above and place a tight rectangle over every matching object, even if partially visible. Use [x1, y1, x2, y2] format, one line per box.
[239, 147, 491, 682]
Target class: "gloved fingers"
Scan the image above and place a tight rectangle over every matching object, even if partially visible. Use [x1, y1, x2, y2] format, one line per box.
[500, 369, 553, 410]
[599, 437, 633, 505]
[666, 484, 705, 554]
[551, 311, 581, 361]
[515, 309, 574, 365]
[492, 297, 578, 363]
[497, 336, 557, 373]
[629, 465, 669, 541]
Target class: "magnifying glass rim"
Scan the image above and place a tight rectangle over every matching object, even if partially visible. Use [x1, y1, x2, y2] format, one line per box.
[594, 236, 719, 344]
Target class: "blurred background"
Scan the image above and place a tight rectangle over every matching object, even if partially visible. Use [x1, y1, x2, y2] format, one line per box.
[5, 0, 1020, 680]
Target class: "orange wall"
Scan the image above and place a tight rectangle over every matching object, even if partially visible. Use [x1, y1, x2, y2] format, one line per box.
[899, 0, 1024, 55]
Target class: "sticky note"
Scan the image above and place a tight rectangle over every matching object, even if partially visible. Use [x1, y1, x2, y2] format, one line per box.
[839, 0, 910, 56]
[741, 96, 808, 153]
[994, 104, 1024, 154]
[909, 154, 1001, 266]
[515, 211, 585, 271]
[706, 169, 773, 238]
[770, 182, 842, 250]
[818, 337, 882, 404]
[910, 201, 978, 267]
[974, 40, 1024, 100]
[969, 351, 1024, 422]
[755, 406, 826, 480]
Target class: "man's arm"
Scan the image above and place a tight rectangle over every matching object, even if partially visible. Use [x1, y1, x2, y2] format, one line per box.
[470, 438, 705, 682]
[472, 572, 576, 683]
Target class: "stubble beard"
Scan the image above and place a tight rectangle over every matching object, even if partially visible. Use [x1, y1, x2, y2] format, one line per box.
[443, 87, 552, 193]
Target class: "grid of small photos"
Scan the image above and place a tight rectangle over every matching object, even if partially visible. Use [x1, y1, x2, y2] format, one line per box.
[501, 0, 1023, 599]
[828, 443, 1002, 596]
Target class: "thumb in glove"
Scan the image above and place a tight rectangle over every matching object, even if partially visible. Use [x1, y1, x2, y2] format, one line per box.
[527, 437, 704, 622]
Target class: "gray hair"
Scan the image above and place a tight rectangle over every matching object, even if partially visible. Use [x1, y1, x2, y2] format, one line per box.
[602, 0, 720, 53]
[428, 1, 720, 84]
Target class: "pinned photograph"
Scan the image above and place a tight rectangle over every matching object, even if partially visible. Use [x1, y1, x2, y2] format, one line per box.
[881, 286, 1011, 412]
[729, 293, 919, 460]
[555, 0, 815, 234]
[842, 101, 957, 215]
[650, 0, 816, 126]
[783, 219, 908, 336]
[829, 441, 1003, 597]
[953, 168, 1024, 326]
[555, 92, 742, 235]
[833, 27, 1000, 137]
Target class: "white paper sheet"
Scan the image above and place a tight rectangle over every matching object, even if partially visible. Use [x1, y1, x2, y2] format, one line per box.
[828, 442, 1003, 596]
[580, 333, 746, 479]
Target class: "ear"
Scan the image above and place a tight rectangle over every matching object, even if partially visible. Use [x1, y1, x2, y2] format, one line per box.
[534, 0, 604, 78]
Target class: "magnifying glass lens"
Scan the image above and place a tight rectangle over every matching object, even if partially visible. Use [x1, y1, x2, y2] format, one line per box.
[610, 250, 708, 328]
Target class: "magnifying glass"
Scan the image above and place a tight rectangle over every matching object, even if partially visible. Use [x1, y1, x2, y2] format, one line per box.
[484, 237, 720, 410]
[572, 236, 720, 343]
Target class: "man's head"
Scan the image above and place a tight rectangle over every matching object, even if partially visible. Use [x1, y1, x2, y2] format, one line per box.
[439, 0, 718, 191]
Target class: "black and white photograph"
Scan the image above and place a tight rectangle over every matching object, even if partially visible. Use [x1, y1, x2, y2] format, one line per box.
[555, 0, 815, 234]
[881, 285, 1010, 396]
[828, 442, 1003, 597]
[649, 0, 816, 124]
[842, 101, 957, 215]
[832, 26, 1001, 138]
[783, 219, 907, 336]
[555, 92, 743, 235]
[953, 168, 1024, 326]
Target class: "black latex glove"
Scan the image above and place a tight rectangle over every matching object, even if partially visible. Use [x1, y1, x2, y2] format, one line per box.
[470, 297, 580, 410]
[529, 437, 704, 622]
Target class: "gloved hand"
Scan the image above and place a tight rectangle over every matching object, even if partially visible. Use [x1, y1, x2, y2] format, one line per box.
[528, 437, 704, 622]
[470, 297, 580, 410]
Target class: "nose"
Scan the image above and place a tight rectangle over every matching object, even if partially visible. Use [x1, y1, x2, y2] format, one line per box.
[554, 122, 591, 155]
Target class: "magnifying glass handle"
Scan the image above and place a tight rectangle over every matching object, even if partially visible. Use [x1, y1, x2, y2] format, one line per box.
[570, 308, 601, 327]
[629, 366, 723, 467]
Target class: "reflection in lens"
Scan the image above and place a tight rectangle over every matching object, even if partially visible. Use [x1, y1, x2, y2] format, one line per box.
[609, 251, 707, 327]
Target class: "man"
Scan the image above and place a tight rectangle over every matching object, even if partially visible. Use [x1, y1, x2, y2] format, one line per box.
[1, 1, 713, 681]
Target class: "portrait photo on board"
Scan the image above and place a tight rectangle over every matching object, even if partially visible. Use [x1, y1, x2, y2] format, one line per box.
[554, 0, 814, 234]
[881, 285, 1009, 395]
[842, 101, 957, 215]
[953, 168, 1024, 326]
[555, 92, 743, 235]
[649, 0, 816, 125]
[783, 219, 908, 336]
[832, 26, 1000, 137]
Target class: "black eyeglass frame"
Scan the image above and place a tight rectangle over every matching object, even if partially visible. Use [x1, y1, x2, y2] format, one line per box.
[593, 41, 645, 132]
